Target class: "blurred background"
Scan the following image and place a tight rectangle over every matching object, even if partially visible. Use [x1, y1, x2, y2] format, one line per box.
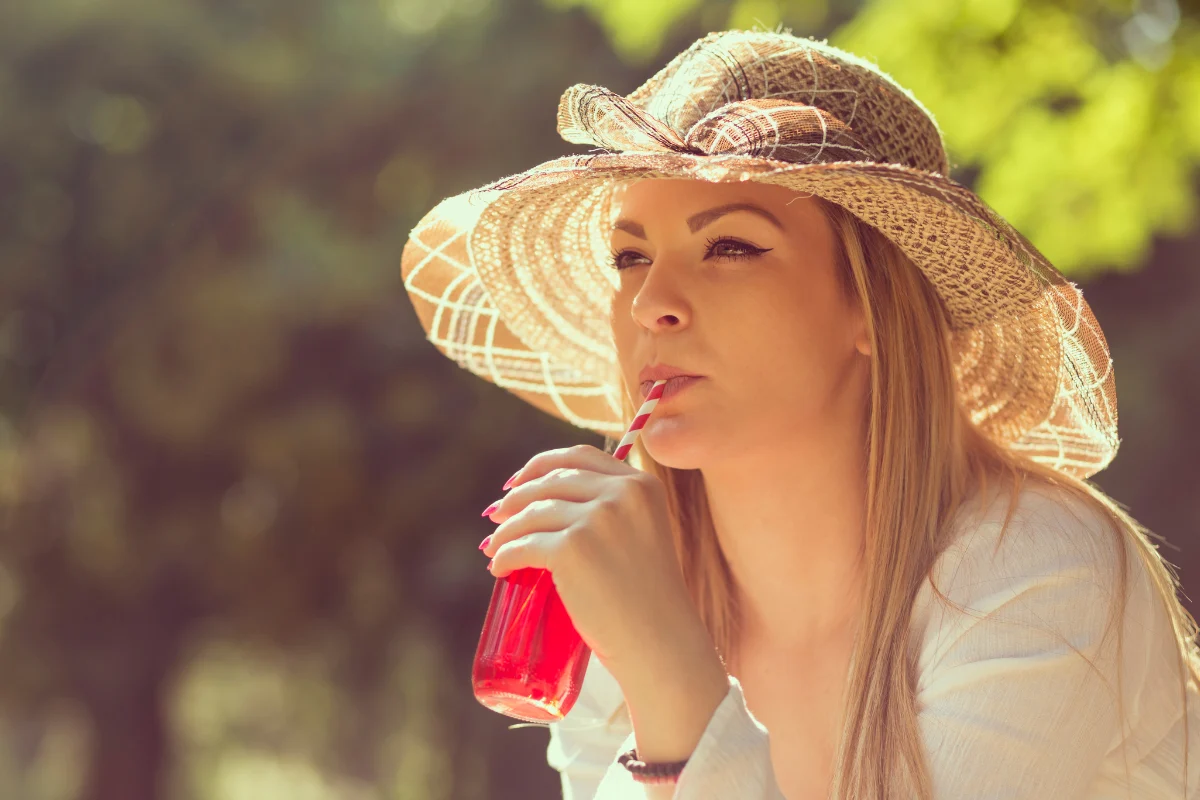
[0, 0, 1198, 798]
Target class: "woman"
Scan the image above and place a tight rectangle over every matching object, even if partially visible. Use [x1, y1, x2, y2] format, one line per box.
[401, 29, 1200, 799]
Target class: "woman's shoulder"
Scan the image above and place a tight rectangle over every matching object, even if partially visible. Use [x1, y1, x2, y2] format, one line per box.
[908, 477, 1147, 672]
[935, 477, 1127, 590]
[907, 477, 1198, 769]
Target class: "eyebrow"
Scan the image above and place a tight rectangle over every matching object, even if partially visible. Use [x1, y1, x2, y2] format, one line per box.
[611, 202, 785, 240]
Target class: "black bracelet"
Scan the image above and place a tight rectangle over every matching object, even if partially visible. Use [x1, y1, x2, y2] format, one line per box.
[617, 747, 689, 785]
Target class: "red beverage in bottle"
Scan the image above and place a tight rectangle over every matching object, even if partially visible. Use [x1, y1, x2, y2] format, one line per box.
[472, 566, 591, 722]
[471, 379, 667, 721]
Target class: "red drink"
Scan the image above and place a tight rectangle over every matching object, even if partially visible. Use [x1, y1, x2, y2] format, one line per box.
[472, 566, 591, 722]
[472, 380, 667, 721]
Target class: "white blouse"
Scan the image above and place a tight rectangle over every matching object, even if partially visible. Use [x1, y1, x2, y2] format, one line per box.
[542, 481, 1200, 798]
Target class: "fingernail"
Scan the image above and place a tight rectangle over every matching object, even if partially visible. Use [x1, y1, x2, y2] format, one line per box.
[479, 535, 492, 551]
[481, 502, 500, 517]
[503, 471, 520, 491]
[487, 558, 494, 571]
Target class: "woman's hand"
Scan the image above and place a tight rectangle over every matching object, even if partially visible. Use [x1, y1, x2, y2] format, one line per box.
[480, 444, 711, 685]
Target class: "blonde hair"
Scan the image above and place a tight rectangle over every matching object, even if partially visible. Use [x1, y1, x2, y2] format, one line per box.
[600, 194, 1200, 798]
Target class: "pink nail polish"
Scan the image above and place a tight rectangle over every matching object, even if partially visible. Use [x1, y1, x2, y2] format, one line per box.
[479, 535, 492, 551]
[481, 503, 499, 517]
[487, 558, 494, 571]
[503, 471, 520, 491]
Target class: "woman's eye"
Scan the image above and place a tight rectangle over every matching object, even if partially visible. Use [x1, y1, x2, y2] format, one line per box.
[608, 248, 648, 271]
[705, 236, 769, 261]
[607, 238, 771, 271]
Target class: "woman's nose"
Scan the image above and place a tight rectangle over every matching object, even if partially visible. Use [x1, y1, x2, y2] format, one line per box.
[630, 257, 692, 331]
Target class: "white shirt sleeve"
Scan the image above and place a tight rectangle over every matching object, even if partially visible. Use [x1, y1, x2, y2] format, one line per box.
[571, 485, 1161, 799]
[546, 651, 633, 800]
[592, 672, 784, 798]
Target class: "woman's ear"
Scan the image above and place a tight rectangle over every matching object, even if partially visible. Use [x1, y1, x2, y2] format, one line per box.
[852, 308, 871, 357]
[855, 333, 871, 357]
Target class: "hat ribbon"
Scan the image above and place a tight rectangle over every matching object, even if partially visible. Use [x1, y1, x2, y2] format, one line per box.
[556, 84, 879, 165]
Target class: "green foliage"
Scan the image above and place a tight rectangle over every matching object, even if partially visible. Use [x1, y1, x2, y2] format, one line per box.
[835, 0, 1200, 273]
[544, 0, 706, 61]
[543, 0, 1200, 274]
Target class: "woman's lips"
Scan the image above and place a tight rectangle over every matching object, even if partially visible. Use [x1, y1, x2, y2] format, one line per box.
[640, 375, 703, 402]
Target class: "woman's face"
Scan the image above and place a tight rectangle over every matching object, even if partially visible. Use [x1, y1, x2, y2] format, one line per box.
[608, 178, 871, 469]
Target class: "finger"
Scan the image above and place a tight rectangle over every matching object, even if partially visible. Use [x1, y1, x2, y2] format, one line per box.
[483, 496, 577, 559]
[507, 444, 633, 492]
[489, 530, 560, 579]
[487, 466, 610, 524]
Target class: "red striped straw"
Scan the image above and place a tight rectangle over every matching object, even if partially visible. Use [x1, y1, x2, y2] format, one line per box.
[612, 379, 667, 461]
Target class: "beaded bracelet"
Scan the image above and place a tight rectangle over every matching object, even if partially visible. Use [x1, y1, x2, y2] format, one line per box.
[617, 747, 689, 785]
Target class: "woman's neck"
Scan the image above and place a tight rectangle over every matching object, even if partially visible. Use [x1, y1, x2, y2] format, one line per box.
[703, 424, 868, 655]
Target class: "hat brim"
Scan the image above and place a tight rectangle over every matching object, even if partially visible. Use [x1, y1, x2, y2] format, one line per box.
[401, 151, 1117, 479]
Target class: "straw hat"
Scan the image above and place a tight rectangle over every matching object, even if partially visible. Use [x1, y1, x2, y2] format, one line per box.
[400, 29, 1118, 479]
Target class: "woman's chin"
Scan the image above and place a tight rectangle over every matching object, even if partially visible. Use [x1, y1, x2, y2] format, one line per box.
[640, 416, 707, 469]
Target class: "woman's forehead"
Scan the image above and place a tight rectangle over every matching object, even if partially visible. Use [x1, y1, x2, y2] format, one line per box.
[619, 178, 816, 215]
[611, 178, 823, 230]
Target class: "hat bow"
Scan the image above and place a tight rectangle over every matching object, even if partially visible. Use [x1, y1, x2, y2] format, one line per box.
[556, 84, 878, 166]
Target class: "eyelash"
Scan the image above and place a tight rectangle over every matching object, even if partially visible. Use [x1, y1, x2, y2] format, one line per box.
[607, 236, 771, 272]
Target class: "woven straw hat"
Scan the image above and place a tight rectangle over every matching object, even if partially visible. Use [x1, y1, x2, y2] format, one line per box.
[400, 29, 1118, 479]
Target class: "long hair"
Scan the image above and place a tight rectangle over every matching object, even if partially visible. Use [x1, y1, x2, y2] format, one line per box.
[599, 194, 1200, 798]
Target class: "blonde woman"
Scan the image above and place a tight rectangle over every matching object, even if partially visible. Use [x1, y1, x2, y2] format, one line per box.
[401, 30, 1200, 799]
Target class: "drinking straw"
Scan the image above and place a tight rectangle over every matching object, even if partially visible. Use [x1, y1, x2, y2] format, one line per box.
[612, 378, 668, 461]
